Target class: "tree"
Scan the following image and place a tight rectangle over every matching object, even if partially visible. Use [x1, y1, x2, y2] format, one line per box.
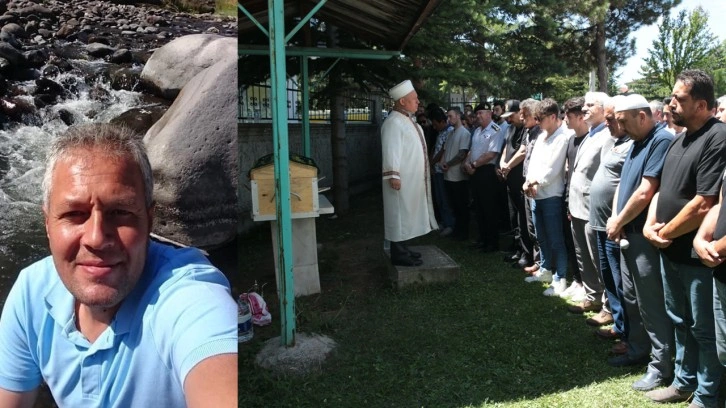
[639, 7, 726, 92]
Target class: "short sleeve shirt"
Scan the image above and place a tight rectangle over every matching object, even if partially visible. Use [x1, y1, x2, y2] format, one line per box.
[712, 172, 726, 282]
[589, 136, 633, 230]
[442, 126, 471, 182]
[469, 122, 503, 166]
[433, 125, 453, 173]
[617, 125, 673, 232]
[657, 118, 726, 264]
[0, 241, 238, 407]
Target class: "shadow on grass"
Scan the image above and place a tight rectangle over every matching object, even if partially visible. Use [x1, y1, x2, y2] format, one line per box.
[240, 190, 664, 407]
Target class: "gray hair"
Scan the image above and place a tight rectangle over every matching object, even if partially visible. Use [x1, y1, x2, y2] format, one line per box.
[520, 98, 539, 112]
[42, 123, 153, 209]
[649, 99, 664, 113]
[717, 95, 726, 109]
[585, 91, 610, 107]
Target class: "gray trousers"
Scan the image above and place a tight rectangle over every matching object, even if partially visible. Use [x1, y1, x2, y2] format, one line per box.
[620, 232, 674, 378]
[571, 217, 603, 302]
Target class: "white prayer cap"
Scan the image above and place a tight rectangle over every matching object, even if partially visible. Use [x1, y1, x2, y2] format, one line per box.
[615, 94, 650, 112]
[606, 94, 626, 109]
[389, 80, 415, 100]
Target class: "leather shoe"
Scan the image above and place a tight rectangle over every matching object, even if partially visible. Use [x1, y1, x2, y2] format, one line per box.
[595, 327, 619, 340]
[391, 255, 422, 267]
[645, 386, 692, 403]
[586, 310, 614, 326]
[611, 342, 628, 355]
[568, 300, 602, 314]
[607, 353, 649, 367]
[523, 263, 539, 274]
[632, 372, 666, 392]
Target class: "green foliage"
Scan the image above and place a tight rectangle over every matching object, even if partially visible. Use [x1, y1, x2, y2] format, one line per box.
[640, 7, 725, 92]
[715, 68, 726, 97]
[544, 75, 589, 104]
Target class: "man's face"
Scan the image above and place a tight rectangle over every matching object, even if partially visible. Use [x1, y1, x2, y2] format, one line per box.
[44, 149, 152, 310]
[604, 105, 626, 138]
[565, 112, 584, 131]
[492, 105, 503, 121]
[717, 104, 726, 123]
[616, 110, 643, 141]
[521, 108, 536, 128]
[663, 105, 674, 125]
[447, 110, 460, 126]
[507, 111, 522, 126]
[476, 109, 492, 127]
[399, 91, 420, 114]
[583, 99, 604, 125]
[670, 80, 699, 127]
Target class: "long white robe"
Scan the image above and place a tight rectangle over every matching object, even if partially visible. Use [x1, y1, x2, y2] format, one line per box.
[381, 110, 438, 241]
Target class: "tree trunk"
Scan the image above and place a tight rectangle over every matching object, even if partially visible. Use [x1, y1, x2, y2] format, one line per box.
[595, 20, 608, 92]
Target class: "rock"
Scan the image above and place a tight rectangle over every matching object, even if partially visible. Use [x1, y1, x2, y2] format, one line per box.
[110, 104, 167, 134]
[2, 23, 27, 39]
[110, 48, 132, 63]
[109, 66, 140, 91]
[16, 5, 54, 18]
[34, 77, 64, 99]
[0, 42, 23, 66]
[144, 56, 237, 248]
[0, 30, 22, 49]
[23, 49, 46, 68]
[86, 42, 115, 58]
[139, 34, 236, 100]
[40, 63, 59, 77]
[57, 108, 74, 125]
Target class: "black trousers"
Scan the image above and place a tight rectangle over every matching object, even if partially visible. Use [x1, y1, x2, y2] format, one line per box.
[445, 179, 470, 240]
[505, 166, 533, 261]
[470, 164, 499, 249]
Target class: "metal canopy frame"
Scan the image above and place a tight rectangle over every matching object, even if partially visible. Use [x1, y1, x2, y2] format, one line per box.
[240, 0, 433, 347]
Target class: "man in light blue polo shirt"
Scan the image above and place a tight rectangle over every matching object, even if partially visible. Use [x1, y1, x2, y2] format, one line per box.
[0, 123, 237, 407]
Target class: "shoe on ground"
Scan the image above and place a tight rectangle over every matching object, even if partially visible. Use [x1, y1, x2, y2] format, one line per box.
[524, 268, 553, 283]
[439, 227, 453, 237]
[607, 353, 650, 367]
[586, 310, 614, 326]
[595, 327, 619, 340]
[517, 254, 529, 268]
[645, 386, 692, 403]
[523, 263, 540, 274]
[559, 280, 582, 298]
[570, 286, 587, 302]
[611, 341, 628, 355]
[632, 372, 667, 392]
[543, 279, 567, 296]
[568, 300, 602, 314]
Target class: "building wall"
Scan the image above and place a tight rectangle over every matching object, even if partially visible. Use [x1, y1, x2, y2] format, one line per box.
[239, 123, 381, 232]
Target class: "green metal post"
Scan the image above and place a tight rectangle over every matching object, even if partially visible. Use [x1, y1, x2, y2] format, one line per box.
[268, 0, 295, 347]
[285, 0, 328, 43]
[238, 4, 269, 37]
[301, 56, 310, 157]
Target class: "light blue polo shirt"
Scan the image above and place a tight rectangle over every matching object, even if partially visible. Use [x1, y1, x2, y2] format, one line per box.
[0, 241, 237, 407]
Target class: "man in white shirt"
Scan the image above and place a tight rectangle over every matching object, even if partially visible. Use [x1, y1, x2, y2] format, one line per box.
[523, 98, 573, 296]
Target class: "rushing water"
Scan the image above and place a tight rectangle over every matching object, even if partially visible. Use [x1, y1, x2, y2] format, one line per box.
[0, 60, 146, 308]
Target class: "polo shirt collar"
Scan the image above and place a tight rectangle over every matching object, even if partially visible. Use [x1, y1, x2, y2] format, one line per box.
[43, 242, 159, 347]
[588, 122, 606, 137]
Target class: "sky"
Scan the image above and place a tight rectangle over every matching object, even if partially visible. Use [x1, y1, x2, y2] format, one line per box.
[614, 0, 726, 85]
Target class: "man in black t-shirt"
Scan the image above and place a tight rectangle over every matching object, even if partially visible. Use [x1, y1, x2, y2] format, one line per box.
[643, 70, 726, 408]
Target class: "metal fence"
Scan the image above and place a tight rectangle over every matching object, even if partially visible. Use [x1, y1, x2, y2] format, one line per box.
[239, 83, 388, 123]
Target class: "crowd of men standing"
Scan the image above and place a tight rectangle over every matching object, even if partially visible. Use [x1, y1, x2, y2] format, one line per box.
[386, 69, 726, 408]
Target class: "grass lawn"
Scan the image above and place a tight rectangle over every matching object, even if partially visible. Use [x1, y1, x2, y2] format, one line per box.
[239, 190, 681, 407]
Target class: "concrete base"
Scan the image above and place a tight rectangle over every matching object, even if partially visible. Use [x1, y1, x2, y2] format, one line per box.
[386, 245, 460, 288]
[255, 333, 336, 375]
[271, 219, 321, 297]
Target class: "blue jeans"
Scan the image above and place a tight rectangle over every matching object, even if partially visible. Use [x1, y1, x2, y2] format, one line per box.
[532, 196, 567, 281]
[714, 278, 726, 368]
[596, 231, 625, 337]
[661, 255, 723, 408]
[432, 172, 455, 229]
